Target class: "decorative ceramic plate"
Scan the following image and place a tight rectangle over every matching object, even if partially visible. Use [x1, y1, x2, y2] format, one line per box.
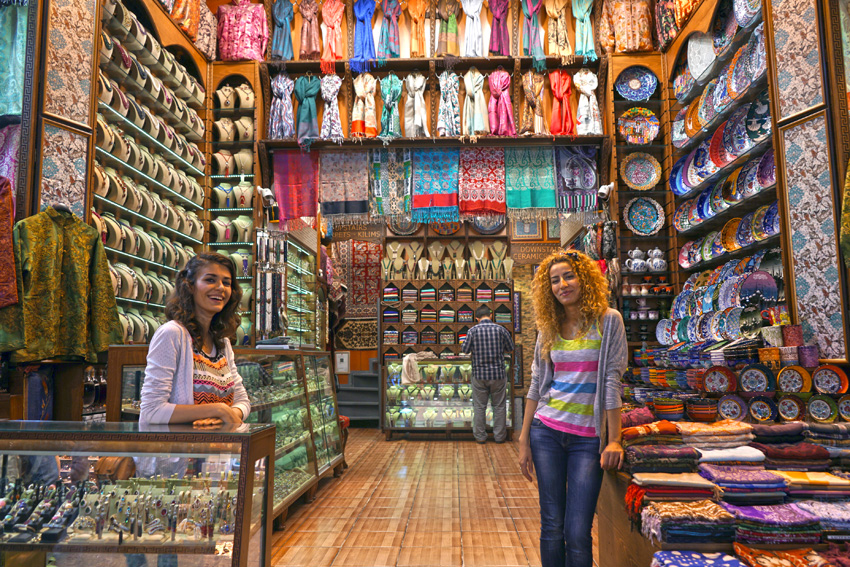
[728, 45, 753, 98]
[670, 155, 689, 196]
[713, 67, 735, 114]
[777, 366, 811, 393]
[739, 363, 775, 392]
[623, 197, 665, 236]
[697, 79, 720, 125]
[672, 106, 690, 148]
[688, 32, 717, 83]
[718, 394, 747, 420]
[808, 394, 839, 423]
[687, 140, 719, 188]
[725, 106, 754, 156]
[749, 395, 778, 422]
[710, 179, 731, 215]
[721, 218, 742, 251]
[387, 218, 420, 236]
[674, 200, 693, 232]
[615, 66, 659, 101]
[674, 63, 696, 103]
[777, 395, 805, 421]
[709, 124, 733, 168]
[710, 310, 726, 340]
[725, 306, 744, 339]
[746, 90, 772, 143]
[471, 215, 506, 235]
[748, 23, 768, 80]
[812, 364, 849, 394]
[757, 149, 775, 188]
[751, 204, 771, 240]
[839, 394, 850, 421]
[739, 270, 778, 303]
[679, 241, 694, 269]
[702, 231, 720, 261]
[764, 201, 780, 236]
[713, 0, 740, 56]
[621, 153, 662, 190]
[697, 187, 714, 221]
[430, 222, 462, 235]
[738, 159, 761, 198]
[704, 366, 737, 393]
[735, 0, 762, 28]
[722, 168, 744, 204]
[618, 107, 661, 144]
[685, 101, 704, 138]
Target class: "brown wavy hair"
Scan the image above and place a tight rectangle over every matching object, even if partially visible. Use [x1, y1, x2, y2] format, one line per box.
[531, 249, 610, 360]
[165, 252, 243, 352]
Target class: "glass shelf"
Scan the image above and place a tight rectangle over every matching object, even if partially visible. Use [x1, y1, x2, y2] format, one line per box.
[209, 207, 254, 213]
[286, 261, 313, 276]
[287, 282, 312, 295]
[210, 174, 255, 180]
[93, 194, 202, 245]
[104, 245, 179, 273]
[209, 241, 253, 247]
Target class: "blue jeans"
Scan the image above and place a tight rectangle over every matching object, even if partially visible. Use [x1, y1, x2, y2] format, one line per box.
[125, 555, 177, 567]
[530, 419, 603, 567]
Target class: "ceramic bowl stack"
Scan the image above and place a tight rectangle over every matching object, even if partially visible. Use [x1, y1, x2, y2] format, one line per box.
[686, 398, 718, 421]
[653, 397, 686, 420]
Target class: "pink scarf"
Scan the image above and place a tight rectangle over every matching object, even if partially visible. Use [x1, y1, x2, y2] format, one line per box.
[488, 69, 516, 136]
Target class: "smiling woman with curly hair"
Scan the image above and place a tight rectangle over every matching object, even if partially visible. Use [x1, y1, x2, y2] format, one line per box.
[518, 249, 627, 567]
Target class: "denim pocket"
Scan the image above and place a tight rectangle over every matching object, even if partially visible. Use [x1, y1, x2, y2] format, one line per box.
[531, 418, 543, 427]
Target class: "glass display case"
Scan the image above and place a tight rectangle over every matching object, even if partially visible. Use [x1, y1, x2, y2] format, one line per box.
[304, 355, 343, 472]
[285, 238, 317, 350]
[0, 421, 273, 567]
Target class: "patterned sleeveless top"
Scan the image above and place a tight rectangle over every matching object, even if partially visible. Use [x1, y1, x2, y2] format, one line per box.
[535, 324, 602, 437]
[192, 346, 236, 406]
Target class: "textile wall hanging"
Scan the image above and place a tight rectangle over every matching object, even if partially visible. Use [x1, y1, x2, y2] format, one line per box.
[273, 150, 319, 222]
[489, 69, 516, 136]
[320, 74, 344, 142]
[335, 319, 378, 349]
[505, 146, 557, 219]
[458, 147, 507, 216]
[270, 0, 294, 60]
[0, 177, 15, 308]
[299, 0, 321, 60]
[369, 148, 413, 217]
[268, 73, 295, 139]
[412, 148, 460, 222]
[336, 240, 382, 318]
[770, 0, 825, 120]
[438, 71, 461, 136]
[320, 150, 370, 221]
[321, 0, 345, 72]
[555, 146, 598, 213]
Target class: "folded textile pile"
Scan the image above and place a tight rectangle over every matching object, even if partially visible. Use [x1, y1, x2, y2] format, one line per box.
[651, 550, 745, 567]
[733, 543, 831, 567]
[772, 471, 850, 500]
[622, 406, 655, 428]
[748, 442, 832, 471]
[698, 464, 787, 505]
[803, 422, 850, 447]
[677, 420, 754, 450]
[641, 500, 736, 544]
[794, 500, 850, 531]
[697, 446, 766, 468]
[751, 421, 806, 444]
[820, 542, 850, 567]
[823, 445, 850, 468]
[625, 445, 700, 474]
[627, 472, 721, 523]
[721, 502, 822, 544]
[622, 420, 682, 448]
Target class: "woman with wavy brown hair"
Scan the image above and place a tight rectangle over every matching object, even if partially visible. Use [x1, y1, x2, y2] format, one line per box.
[518, 249, 627, 567]
[139, 252, 250, 425]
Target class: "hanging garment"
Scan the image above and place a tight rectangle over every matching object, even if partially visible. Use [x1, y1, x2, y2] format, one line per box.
[195, 1, 218, 60]
[488, 69, 516, 137]
[519, 71, 547, 136]
[549, 69, 575, 135]
[0, 207, 122, 363]
[0, 177, 15, 308]
[404, 73, 430, 137]
[407, 0, 428, 57]
[655, 0, 679, 51]
[320, 151, 370, 220]
[294, 75, 321, 145]
[842, 158, 850, 267]
[352, 0, 376, 72]
[0, 125, 20, 209]
[217, 0, 268, 61]
[273, 150, 319, 222]
[505, 146, 557, 219]
[461, 0, 484, 57]
[352, 72, 378, 138]
[172, 0, 201, 40]
[0, 5, 26, 116]
[299, 0, 321, 60]
[379, 73, 403, 139]
[598, 0, 653, 54]
[573, 0, 597, 61]
[436, 0, 461, 56]
[574, 68, 602, 135]
[463, 68, 489, 137]
[270, 0, 294, 60]
[488, 0, 510, 55]
[412, 148, 460, 223]
[458, 147, 507, 216]
[437, 71, 461, 137]
[320, 75, 344, 142]
[521, 0, 546, 71]
[268, 73, 295, 139]
[555, 146, 598, 213]
[545, 0, 572, 64]
[377, 0, 402, 62]
[321, 0, 345, 72]
[369, 148, 413, 217]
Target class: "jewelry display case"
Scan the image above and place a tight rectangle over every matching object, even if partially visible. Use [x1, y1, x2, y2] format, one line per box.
[0, 421, 273, 567]
[283, 237, 318, 350]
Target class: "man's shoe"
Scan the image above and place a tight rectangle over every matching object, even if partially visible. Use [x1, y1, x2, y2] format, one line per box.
[476, 440, 486, 445]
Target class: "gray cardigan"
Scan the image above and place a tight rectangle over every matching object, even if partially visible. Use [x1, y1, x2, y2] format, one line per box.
[139, 321, 251, 424]
[527, 308, 627, 452]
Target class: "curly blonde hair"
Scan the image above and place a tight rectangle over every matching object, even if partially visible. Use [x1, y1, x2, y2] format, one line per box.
[532, 249, 610, 360]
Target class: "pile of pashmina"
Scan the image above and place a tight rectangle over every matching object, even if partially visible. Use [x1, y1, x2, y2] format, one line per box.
[804, 423, 850, 447]
[696, 446, 766, 467]
[641, 500, 736, 544]
[821, 542, 850, 566]
[627, 473, 721, 522]
[621, 406, 655, 428]
[622, 420, 682, 448]
[752, 422, 807, 444]
[721, 503, 822, 544]
[748, 441, 831, 471]
[626, 445, 699, 474]
[771, 471, 850, 500]
[651, 551, 745, 567]
[677, 420, 754, 450]
[733, 543, 833, 567]
[697, 464, 788, 505]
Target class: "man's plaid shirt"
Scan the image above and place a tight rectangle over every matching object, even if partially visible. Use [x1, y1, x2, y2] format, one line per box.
[461, 319, 514, 380]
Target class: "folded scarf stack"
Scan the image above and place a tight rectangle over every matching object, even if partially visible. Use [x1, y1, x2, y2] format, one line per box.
[751, 421, 807, 444]
[641, 500, 736, 544]
[771, 471, 850, 500]
[732, 543, 833, 567]
[748, 442, 832, 471]
[677, 420, 754, 450]
[721, 502, 822, 545]
[794, 500, 850, 531]
[621, 406, 655, 428]
[622, 420, 682, 448]
[822, 445, 850, 468]
[651, 550, 745, 567]
[696, 446, 766, 468]
[625, 445, 700, 474]
[804, 423, 850, 455]
[820, 542, 850, 567]
[626, 472, 722, 524]
[697, 464, 787, 505]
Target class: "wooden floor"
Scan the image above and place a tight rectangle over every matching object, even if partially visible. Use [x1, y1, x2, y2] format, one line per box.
[271, 428, 600, 567]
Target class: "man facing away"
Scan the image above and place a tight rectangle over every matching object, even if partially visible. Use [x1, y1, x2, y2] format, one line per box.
[461, 305, 514, 444]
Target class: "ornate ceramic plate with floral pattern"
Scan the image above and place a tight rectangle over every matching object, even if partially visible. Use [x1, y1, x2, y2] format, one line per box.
[624, 197, 665, 236]
[777, 366, 810, 393]
[674, 200, 693, 232]
[471, 216, 506, 235]
[704, 366, 737, 393]
[670, 155, 689, 196]
[621, 153, 662, 190]
[747, 23, 768, 80]
[688, 32, 717, 83]
[615, 66, 659, 101]
[618, 107, 661, 144]
[674, 63, 697, 103]
[757, 149, 775, 188]
[808, 394, 839, 423]
[812, 365, 849, 394]
[718, 394, 747, 420]
[777, 395, 805, 421]
[387, 218, 421, 236]
[713, 0, 740, 56]
[728, 45, 753, 98]
[672, 106, 690, 148]
[838, 394, 850, 421]
[749, 395, 778, 422]
[739, 363, 775, 392]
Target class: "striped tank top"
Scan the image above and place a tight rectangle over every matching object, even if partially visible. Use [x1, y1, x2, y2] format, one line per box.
[192, 347, 236, 406]
[535, 324, 602, 437]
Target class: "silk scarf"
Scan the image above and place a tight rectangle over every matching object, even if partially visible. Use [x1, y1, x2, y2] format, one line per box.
[549, 69, 575, 135]
[519, 71, 547, 135]
[521, 0, 546, 71]
[505, 146, 557, 219]
[352, 0, 376, 72]
[463, 68, 489, 137]
[407, 0, 428, 56]
[379, 73, 403, 139]
[352, 73, 378, 137]
[574, 68, 602, 135]
[555, 146, 597, 212]
[0, 177, 15, 308]
[436, 0, 461, 56]
[321, 0, 345, 73]
[320, 151, 370, 221]
[573, 0, 598, 61]
[412, 148, 460, 222]
[270, 0, 294, 60]
[274, 150, 318, 222]
[545, 0, 572, 63]
[369, 148, 412, 216]
[294, 75, 321, 145]
[488, 69, 516, 136]
[489, 0, 510, 55]
[461, 0, 484, 56]
[842, 157, 850, 267]
[404, 73, 430, 137]
[437, 71, 461, 136]
[458, 147, 506, 216]
[377, 0, 402, 62]
[299, 0, 321, 60]
[268, 72, 295, 139]
[320, 74, 344, 142]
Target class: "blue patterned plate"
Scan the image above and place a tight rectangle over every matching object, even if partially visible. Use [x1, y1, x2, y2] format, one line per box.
[672, 106, 690, 148]
[387, 218, 421, 235]
[710, 178, 730, 214]
[686, 140, 718, 188]
[615, 66, 658, 101]
[746, 90, 772, 143]
[697, 187, 714, 220]
[747, 23, 767, 80]
[738, 159, 761, 198]
[697, 79, 720, 125]
[718, 394, 747, 420]
[757, 149, 775, 188]
[701, 232, 717, 262]
[674, 200, 693, 232]
[623, 197, 665, 236]
[713, 0, 739, 57]
[736, 212, 756, 248]
[670, 155, 689, 195]
[622, 153, 662, 191]
[749, 396, 778, 422]
[723, 106, 752, 158]
[764, 201, 780, 236]
[711, 231, 725, 258]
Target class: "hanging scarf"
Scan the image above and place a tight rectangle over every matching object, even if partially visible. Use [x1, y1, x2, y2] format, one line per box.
[404, 73, 430, 137]
[268, 72, 295, 139]
[574, 69, 602, 135]
[294, 75, 321, 146]
[842, 158, 850, 267]
[437, 71, 461, 137]
[274, 150, 318, 222]
[545, 0, 572, 64]
[352, 72, 378, 137]
[321, 0, 345, 73]
[299, 0, 321, 60]
[412, 148, 460, 222]
[463, 68, 489, 137]
[488, 69, 516, 137]
[521, 0, 546, 71]
[488, 0, 510, 55]
[320, 74, 344, 143]
[573, 0, 598, 61]
[505, 146, 557, 219]
[320, 151, 370, 221]
[520, 71, 547, 136]
[461, 0, 484, 57]
[555, 146, 598, 213]
[436, 0, 461, 56]
[377, 0, 402, 63]
[270, 0, 294, 60]
[407, 0, 428, 57]
[379, 73, 403, 140]
[352, 0, 376, 73]
[369, 148, 412, 217]
[458, 147, 506, 216]
[549, 69, 575, 135]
